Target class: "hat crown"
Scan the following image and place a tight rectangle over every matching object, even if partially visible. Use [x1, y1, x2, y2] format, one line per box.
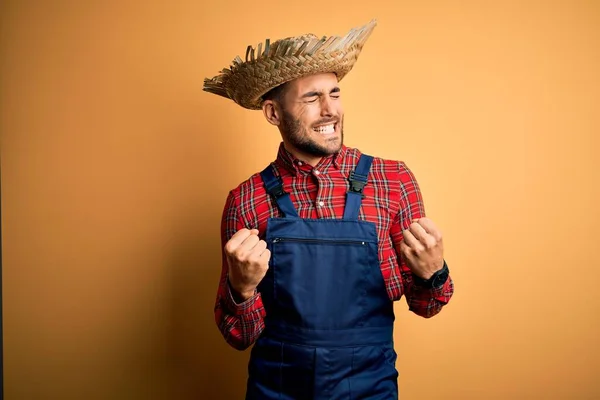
[204, 20, 377, 110]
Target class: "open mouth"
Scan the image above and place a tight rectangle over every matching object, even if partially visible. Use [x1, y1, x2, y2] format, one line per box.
[312, 122, 337, 135]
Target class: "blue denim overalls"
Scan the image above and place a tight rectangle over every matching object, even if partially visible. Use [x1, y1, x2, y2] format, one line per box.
[246, 154, 398, 399]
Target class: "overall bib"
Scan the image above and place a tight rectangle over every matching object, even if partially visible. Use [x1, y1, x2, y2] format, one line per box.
[246, 155, 398, 400]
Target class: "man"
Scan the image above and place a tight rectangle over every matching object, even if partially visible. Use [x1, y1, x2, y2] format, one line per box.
[204, 19, 454, 399]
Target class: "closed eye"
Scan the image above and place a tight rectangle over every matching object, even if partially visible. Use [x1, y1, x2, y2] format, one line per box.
[330, 87, 341, 99]
[301, 87, 341, 102]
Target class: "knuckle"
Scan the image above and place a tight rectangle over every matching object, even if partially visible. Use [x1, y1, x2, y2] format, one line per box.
[234, 248, 248, 261]
[233, 229, 248, 239]
[224, 242, 236, 255]
[249, 252, 262, 263]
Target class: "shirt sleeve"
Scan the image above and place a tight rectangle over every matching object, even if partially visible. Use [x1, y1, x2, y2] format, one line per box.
[214, 190, 266, 350]
[390, 162, 454, 318]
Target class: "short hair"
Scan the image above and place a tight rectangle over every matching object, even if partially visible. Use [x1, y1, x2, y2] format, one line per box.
[261, 82, 289, 105]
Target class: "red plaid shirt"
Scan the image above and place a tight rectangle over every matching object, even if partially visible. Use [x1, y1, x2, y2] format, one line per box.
[216, 143, 454, 350]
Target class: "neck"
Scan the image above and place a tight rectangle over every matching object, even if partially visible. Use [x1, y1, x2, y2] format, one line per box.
[283, 143, 323, 167]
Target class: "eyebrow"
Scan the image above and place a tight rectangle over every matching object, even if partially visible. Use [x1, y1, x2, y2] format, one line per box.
[300, 87, 341, 98]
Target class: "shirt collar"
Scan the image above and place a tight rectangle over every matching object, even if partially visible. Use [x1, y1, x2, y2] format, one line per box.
[275, 142, 347, 175]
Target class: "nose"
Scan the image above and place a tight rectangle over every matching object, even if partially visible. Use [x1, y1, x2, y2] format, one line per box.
[320, 96, 334, 117]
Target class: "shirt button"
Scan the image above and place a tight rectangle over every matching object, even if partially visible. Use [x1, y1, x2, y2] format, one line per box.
[314, 169, 320, 175]
[297, 161, 303, 166]
[318, 201, 325, 207]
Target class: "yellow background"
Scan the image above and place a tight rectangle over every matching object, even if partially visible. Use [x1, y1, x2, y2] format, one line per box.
[2, 1, 599, 399]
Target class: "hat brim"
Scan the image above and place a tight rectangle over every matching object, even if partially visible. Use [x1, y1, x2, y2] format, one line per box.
[203, 20, 377, 110]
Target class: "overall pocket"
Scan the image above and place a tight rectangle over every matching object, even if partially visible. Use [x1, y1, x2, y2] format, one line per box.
[270, 236, 374, 329]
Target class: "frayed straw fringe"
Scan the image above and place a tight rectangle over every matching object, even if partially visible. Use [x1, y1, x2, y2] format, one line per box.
[203, 19, 377, 110]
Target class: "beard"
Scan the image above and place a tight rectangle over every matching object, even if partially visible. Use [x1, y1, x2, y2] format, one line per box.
[280, 109, 344, 157]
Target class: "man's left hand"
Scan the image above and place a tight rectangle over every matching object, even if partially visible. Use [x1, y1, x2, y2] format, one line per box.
[400, 217, 444, 280]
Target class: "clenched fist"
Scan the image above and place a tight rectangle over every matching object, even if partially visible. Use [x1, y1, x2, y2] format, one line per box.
[400, 218, 444, 280]
[225, 228, 271, 302]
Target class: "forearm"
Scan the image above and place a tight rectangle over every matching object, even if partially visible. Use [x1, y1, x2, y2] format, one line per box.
[216, 192, 266, 349]
[390, 161, 454, 317]
[404, 270, 454, 318]
[214, 277, 266, 350]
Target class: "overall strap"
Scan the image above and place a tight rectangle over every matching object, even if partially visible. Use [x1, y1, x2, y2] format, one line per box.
[260, 164, 299, 218]
[343, 154, 374, 220]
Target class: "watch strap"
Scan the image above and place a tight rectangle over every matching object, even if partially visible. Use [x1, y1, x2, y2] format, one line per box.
[412, 261, 449, 289]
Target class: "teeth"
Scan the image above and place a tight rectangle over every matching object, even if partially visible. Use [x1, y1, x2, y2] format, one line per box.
[313, 124, 335, 134]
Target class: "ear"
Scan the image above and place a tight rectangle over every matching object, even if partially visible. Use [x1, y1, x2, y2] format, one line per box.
[262, 100, 282, 126]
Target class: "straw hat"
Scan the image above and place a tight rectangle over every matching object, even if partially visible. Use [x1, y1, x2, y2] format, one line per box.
[203, 19, 377, 110]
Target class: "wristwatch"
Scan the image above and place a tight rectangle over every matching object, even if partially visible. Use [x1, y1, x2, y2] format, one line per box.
[412, 261, 449, 289]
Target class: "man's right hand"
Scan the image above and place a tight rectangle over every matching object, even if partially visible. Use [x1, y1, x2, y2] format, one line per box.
[224, 228, 271, 302]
